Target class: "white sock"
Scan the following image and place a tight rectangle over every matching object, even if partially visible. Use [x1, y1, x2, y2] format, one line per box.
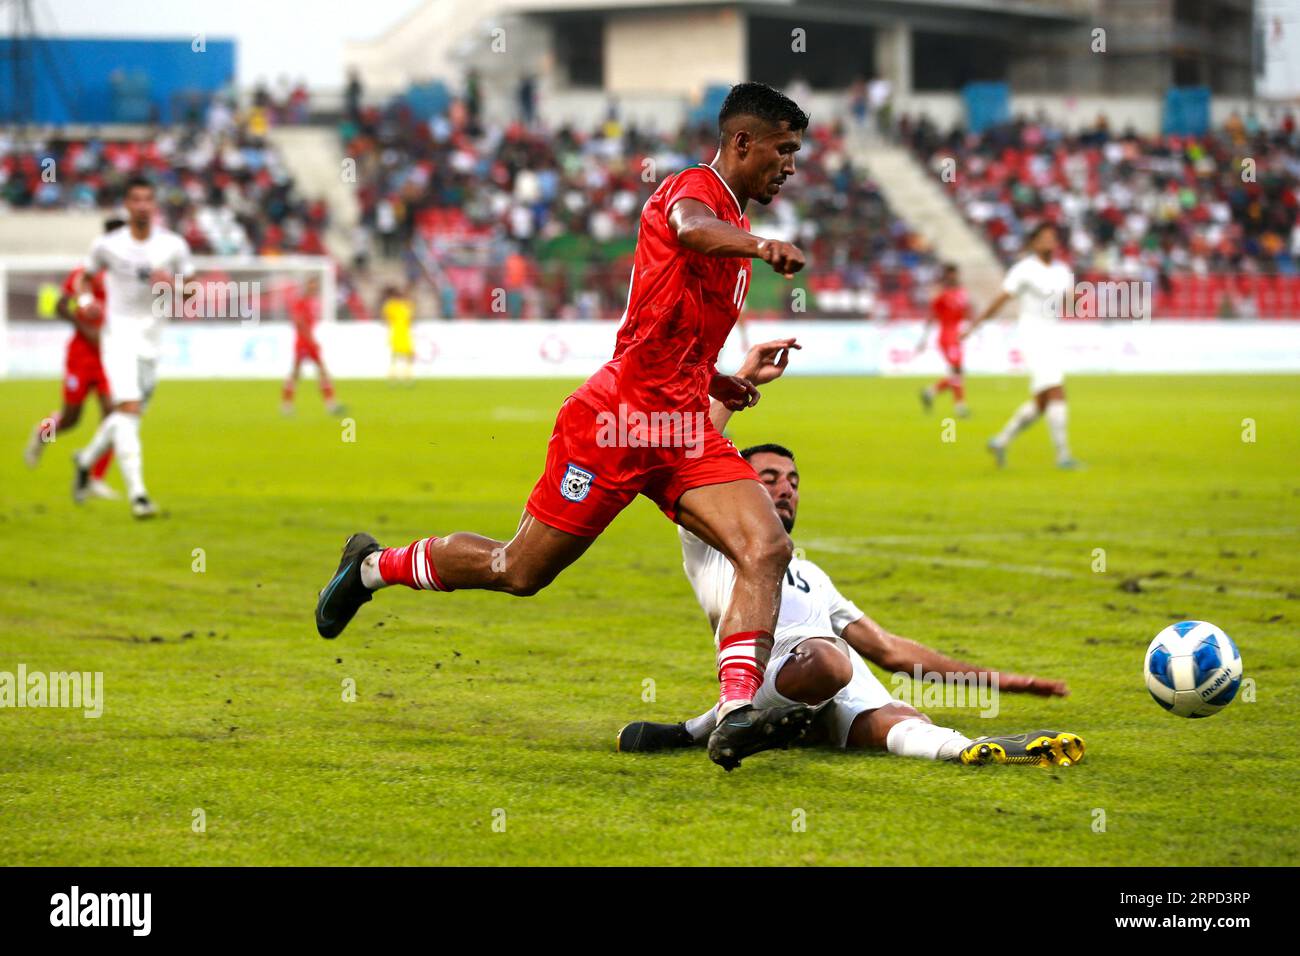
[359, 551, 389, 590]
[113, 412, 147, 500]
[716, 698, 750, 721]
[77, 412, 118, 469]
[993, 399, 1040, 447]
[885, 718, 972, 761]
[684, 705, 718, 741]
[1045, 400, 1070, 461]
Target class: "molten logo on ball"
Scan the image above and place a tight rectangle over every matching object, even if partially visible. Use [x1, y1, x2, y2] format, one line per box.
[1144, 620, 1243, 718]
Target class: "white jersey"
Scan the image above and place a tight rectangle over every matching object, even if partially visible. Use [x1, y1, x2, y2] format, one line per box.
[679, 528, 864, 657]
[1001, 254, 1074, 332]
[86, 225, 193, 358]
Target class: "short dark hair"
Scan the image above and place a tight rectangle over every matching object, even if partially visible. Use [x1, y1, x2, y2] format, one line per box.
[740, 442, 795, 463]
[1027, 221, 1057, 242]
[124, 175, 155, 196]
[718, 83, 809, 134]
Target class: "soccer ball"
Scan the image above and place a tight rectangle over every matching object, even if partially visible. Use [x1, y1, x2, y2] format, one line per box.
[1144, 620, 1243, 718]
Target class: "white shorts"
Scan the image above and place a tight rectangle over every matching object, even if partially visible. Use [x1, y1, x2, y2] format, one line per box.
[101, 340, 158, 406]
[1021, 335, 1065, 394]
[753, 637, 896, 748]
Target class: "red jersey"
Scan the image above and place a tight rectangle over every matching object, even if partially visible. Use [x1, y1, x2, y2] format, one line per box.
[932, 287, 968, 341]
[61, 266, 106, 349]
[573, 164, 752, 417]
[289, 289, 319, 342]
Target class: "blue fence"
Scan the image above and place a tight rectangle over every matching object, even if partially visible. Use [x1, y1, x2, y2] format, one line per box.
[0, 37, 236, 124]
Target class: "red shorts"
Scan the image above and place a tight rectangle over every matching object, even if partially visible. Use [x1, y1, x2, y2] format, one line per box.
[63, 337, 109, 406]
[525, 396, 759, 538]
[939, 336, 963, 369]
[295, 336, 323, 364]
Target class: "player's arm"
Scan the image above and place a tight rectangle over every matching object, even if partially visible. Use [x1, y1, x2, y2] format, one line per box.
[961, 289, 1010, 341]
[669, 198, 804, 277]
[708, 338, 801, 432]
[57, 274, 102, 343]
[916, 309, 934, 351]
[840, 614, 1069, 697]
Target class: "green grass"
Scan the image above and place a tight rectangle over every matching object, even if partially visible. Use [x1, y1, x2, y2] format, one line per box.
[1, 373, 1297, 866]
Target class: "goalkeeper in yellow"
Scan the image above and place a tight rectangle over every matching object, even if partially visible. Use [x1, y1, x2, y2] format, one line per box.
[382, 286, 415, 382]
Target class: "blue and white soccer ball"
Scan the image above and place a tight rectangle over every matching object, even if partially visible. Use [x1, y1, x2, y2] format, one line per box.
[1144, 620, 1243, 718]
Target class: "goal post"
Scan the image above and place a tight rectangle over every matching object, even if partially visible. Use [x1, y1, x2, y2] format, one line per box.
[0, 254, 335, 378]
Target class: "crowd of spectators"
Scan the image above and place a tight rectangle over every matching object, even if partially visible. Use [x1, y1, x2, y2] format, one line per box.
[901, 110, 1300, 279]
[341, 96, 938, 319]
[0, 102, 328, 258]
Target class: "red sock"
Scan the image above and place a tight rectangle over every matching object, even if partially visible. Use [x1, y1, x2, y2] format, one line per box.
[952, 377, 965, 402]
[321, 380, 335, 402]
[717, 629, 773, 708]
[933, 377, 951, 394]
[282, 380, 295, 402]
[377, 537, 453, 591]
[91, 448, 114, 480]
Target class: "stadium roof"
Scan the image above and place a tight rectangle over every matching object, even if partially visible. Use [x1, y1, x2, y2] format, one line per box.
[510, 0, 1092, 30]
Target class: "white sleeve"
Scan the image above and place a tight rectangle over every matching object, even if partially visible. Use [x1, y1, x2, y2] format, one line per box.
[172, 236, 195, 276]
[1001, 259, 1025, 297]
[85, 235, 108, 273]
[815, 564, 865, 636]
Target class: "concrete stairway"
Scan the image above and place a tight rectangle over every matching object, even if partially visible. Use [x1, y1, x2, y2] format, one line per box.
[268, 126, 359, 262]
[848, 132, 1004, 307]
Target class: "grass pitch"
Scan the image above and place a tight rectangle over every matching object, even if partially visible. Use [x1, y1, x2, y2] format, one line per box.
[1, 373, 1297, 866]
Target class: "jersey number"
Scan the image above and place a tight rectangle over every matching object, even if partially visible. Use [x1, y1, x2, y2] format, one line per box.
[733, 268, 748, 311]
[784, 568, 810, 592]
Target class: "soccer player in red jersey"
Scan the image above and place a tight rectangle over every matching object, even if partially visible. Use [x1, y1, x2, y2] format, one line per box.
[23, 216, 121, 498]
[316, 83, 812, 770]
[281, 276, 344, 416]
[917, 263, 970, 417]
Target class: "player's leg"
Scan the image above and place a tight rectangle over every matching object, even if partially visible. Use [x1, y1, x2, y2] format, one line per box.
[25, 401, 79, 468]
[76, 349, 154, 515]
[1039, 383, 1080, 469]
[27, 350, 93, 468]
[619, 637, 850, 754]
[314, 356, 343, 415]
[317, 513, 596, 639]
[675, 478, 792, 715]
[85, 388, 118, 497]
[316, 396, 621, 638]
[948, 353, 968, 417]
[371, 510, 595, 595]
[988, 387, 1043, 467]
[282, 356, 302, 415]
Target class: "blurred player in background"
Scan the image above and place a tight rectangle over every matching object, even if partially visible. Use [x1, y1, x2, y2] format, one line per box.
[72, 177, 194, 518]
[381, 285, 415, 383]
[965, 223, 1081, 469]
[23, 215, 123, 498]
[316, 82, 813, 772]
[618, 340, 1082, 768]
[281, 275, 344, 416]
[917, 262, 970, 418]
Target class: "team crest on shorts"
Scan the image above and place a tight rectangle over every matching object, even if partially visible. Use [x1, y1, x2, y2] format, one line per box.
[560, 463, 594, 502]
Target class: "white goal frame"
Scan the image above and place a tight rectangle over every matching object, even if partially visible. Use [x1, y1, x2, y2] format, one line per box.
[0, 254, 335, 378]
